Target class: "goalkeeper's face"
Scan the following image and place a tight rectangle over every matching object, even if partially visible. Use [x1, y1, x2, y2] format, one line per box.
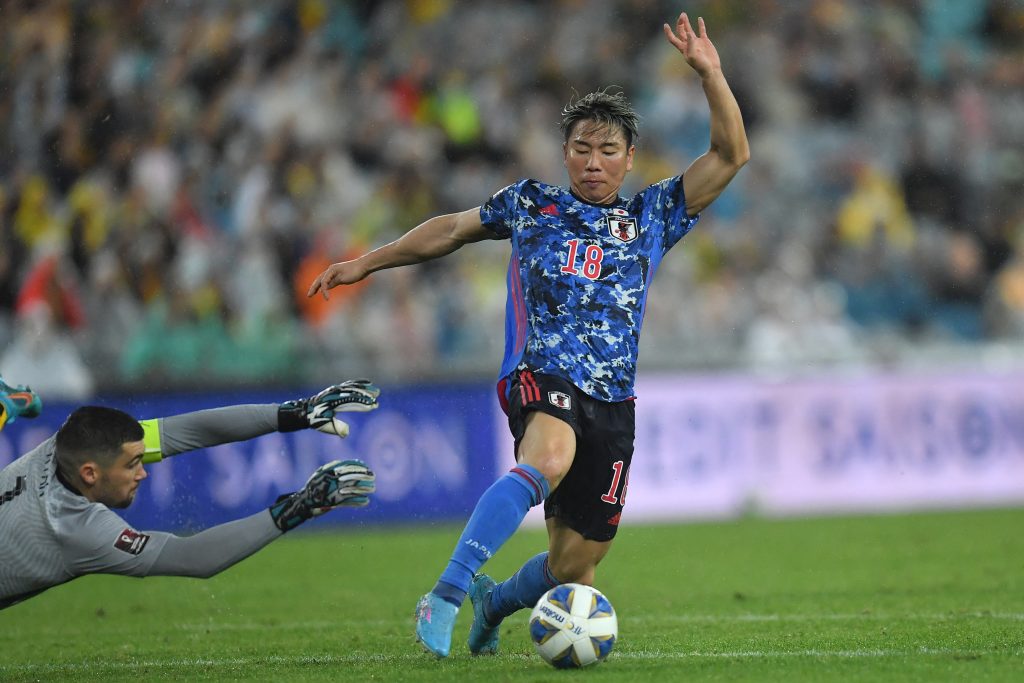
[93, 441, 148, 509]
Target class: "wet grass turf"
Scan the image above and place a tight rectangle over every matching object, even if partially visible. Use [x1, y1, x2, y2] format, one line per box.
[2, 507, 1022, 682]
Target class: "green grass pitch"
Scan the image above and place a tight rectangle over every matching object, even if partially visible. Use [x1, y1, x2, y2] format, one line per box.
[1, 507, 1022, 682]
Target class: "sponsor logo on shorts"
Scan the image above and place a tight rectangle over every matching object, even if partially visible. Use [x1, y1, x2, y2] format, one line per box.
[607, 512, 621, 526]
[548, 391, 571, 410]
[114, 528, 150, 555]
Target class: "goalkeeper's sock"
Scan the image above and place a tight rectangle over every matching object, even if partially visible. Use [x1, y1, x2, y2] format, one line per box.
[485, 552, 560, 623]
[432, 464, 549, 607]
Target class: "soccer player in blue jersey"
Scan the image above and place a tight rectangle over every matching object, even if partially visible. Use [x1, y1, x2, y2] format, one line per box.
[309, 11, 749, 658]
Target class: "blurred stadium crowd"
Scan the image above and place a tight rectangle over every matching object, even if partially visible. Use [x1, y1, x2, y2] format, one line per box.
[1, 0, 1023, 397]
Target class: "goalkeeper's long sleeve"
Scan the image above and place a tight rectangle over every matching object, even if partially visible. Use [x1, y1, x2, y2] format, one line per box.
[142, 511, 283, 579]
[143, 404, 280, 461]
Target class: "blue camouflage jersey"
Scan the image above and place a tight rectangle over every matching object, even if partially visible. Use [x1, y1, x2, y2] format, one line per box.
[480, 177, 699, 403]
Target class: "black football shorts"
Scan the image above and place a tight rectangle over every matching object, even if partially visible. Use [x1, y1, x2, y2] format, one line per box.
[503, 368, 635, 542]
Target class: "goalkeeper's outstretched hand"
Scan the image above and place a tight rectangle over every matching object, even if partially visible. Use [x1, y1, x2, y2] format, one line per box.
[0, 375, 42, 431]
[277, 379, 381, 438]
[269, 459, 376, 532]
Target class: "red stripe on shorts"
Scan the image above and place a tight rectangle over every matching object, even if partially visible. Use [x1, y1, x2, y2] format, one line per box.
[522, 371, 541, 403]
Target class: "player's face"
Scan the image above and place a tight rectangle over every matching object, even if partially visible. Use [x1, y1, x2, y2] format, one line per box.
[93, 441, 148, 509]
[563, 121, 635, 205]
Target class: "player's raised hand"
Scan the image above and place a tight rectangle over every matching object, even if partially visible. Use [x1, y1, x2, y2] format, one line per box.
[663, 12, 721, 78]
[307, 259, 369, 300]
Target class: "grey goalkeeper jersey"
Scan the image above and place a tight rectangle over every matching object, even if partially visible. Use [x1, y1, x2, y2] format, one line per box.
[0, 405, 284, 610]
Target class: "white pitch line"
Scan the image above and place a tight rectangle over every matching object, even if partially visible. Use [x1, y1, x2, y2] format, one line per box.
[629, 611, 1024, 624]
[615, 647, 1024, 659]
[158, 611, 1024, 632]
[3, 612, 1019, 645]
[3, 647, 1022, 674]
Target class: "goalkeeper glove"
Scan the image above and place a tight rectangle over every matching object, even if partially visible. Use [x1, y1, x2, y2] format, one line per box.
[0, 376, 42, 427]
[277, 379, 380, 437]
[269, 459, 376, 532]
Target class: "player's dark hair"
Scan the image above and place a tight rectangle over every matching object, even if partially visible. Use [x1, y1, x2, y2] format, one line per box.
[559, 88, 641, 148]
[55, 406, 143, 477]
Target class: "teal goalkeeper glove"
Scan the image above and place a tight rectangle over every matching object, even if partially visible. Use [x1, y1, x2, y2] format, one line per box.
[277, 379, 380, 437]
[269, 459, 376, 532]
[0, 376, 42, 426]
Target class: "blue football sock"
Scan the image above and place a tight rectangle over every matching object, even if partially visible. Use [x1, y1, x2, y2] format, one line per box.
[433, 464, 549, 607]
[485, 552, 560, 623]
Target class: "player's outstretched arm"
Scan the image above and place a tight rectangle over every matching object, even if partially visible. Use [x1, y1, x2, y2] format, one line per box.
[664, 12, 749, 215]
[307, 207, 490, 300]
[124, 460, 375, 578]
[0, 376, 42, 431]
[268, 459, 376, 532]
[277, 379, 380, 438]
[142, 380, 381, 462]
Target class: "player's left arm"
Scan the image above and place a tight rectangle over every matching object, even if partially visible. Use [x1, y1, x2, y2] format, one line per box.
[664, 12, 750, 216]
[140, 380, 380, 463]
[61, 505, 279, 580]
[69, 460, 375, 579]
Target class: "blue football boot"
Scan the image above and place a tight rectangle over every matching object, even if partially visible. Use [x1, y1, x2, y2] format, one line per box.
[467, 574, 501, 655]
[414, 592, 458, 658]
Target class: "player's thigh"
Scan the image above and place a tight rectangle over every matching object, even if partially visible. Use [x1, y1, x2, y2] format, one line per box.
[506, 370, 582, 486]
[542, 396, 634, 545]
[546, 516, 614, 585]
[518, 411, 577, 486]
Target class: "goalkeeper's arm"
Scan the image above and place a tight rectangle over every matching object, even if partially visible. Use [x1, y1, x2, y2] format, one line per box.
[141, 460, 375, 577]
[141, 405, 278, 463]
[143, 510, 282, 578]
[140, 380, 380, 463]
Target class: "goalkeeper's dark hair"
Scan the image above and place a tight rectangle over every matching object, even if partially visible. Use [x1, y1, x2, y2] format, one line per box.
[559, 88, 641, 148]
[55, 406, 143, 478]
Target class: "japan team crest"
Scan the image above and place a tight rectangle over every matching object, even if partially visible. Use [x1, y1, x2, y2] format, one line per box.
[607, 215, 638, 243]
[548, 391, 572, 410]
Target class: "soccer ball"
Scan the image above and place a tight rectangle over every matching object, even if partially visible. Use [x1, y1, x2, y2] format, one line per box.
[529, 583, 618, 668]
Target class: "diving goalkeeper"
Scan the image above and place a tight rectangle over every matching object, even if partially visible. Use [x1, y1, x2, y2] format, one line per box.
[0, 379, 379, 610]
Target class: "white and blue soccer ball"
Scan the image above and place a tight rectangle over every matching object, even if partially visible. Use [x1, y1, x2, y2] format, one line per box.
[529, 583, 618, 668]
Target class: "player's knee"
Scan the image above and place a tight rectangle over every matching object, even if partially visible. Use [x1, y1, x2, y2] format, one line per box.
[548, 556, 596, 585]
[520, 413, 575, 480]
[524, 450, 573, 489]
[519, 434, 575, 486]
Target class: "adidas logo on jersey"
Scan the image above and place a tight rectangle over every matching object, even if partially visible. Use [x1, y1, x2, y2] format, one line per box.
[0, 476, 26, 507]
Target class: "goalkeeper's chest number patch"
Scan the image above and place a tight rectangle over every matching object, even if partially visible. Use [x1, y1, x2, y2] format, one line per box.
[114, 528, 150, 555]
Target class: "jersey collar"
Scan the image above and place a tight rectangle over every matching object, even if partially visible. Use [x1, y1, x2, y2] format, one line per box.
[568, 187, 623, 208]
